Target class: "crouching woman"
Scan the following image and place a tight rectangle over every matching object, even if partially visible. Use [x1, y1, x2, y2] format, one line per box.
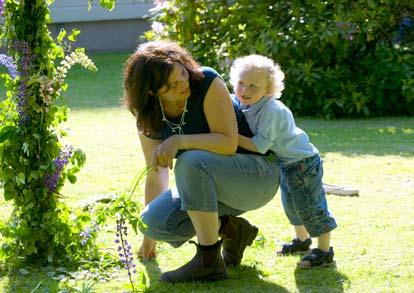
[123, 40, 280, 282]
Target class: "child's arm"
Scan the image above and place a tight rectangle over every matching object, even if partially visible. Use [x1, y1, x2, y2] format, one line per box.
[238, 134, 260, 153]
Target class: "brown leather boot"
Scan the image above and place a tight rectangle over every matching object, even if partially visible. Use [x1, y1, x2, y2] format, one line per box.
[159, 240, 229, 282]
[219, 215, 258, 267]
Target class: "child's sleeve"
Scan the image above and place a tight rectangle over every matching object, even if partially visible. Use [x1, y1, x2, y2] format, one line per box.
[251, 105, 290, 154]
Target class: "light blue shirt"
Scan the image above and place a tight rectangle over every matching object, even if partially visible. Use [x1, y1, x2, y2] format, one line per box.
[239, 95, 318, 166]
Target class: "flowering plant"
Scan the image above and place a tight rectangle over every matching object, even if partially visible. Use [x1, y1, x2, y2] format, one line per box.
[115, 217, 137, 291]
[90, 169, 146, 291]
[0, 0, 98, 266]
[0, 0, 147, 282]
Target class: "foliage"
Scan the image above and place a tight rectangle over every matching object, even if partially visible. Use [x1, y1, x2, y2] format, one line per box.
[0, 0, 99, 267]
[146, 0, 414, 117]
[1, 52, 413, 290]
[88, 0, 115, 11]
[94, 169, 146, 234]
[0, 0, 146, 277]
[85, 169, 147, 292]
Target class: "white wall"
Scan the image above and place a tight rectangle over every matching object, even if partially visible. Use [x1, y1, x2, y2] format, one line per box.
[47, 0, 156, 51]
[49, 0, 154, 23]
[0, 1, 156, 51]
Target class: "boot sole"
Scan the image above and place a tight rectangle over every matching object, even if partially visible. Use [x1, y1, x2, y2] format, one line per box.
[202, 272, 230, 281]
[161, 272, 229, 283]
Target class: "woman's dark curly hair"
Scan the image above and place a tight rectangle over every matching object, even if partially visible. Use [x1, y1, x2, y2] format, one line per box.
[123, 41, 204, 137]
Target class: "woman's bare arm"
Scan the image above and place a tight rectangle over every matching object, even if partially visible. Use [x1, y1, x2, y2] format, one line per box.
[139, 133, 169, 204]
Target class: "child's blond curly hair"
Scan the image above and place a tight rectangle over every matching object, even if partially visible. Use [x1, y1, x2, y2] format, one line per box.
[229, 54, 285, 99]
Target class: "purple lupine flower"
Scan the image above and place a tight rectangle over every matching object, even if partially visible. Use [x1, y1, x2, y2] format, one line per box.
[80, 227, 91, 246]
[0, 54, 18, 79]
[0, 0, 4, 16]
[44, 145, 73, 193]
[11, 41, 33, 125]
[115, 217, 136, 290]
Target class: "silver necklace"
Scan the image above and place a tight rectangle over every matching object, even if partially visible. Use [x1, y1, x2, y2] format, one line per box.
[159, 97, 188, 135]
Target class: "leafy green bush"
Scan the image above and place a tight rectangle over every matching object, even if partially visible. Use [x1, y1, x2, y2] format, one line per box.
[146, 0, 414, 117]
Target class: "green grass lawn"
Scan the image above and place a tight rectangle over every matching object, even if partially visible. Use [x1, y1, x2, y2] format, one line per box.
[1, 53, 414, 292]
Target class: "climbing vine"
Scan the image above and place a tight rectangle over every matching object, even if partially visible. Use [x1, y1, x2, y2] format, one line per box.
[0, 1, 146, 280]
[0, 0, 98, 267]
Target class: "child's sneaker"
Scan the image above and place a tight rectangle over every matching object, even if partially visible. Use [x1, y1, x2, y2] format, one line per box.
[297, 247, 335, 268]
[277, 238, 312, 255]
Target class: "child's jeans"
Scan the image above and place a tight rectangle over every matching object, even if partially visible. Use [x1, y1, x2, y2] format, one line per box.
[280, 155, 337, 237]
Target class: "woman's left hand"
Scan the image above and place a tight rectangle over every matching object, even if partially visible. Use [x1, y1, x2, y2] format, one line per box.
[152, 135, 180, 169]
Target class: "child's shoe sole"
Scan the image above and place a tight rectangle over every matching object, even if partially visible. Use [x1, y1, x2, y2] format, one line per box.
[297, 260, 336, 269]
[277, 249, 311, 256]
[296, 247, 335, 268]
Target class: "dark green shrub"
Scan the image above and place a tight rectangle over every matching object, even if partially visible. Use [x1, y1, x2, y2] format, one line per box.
[146, 0, 414, 117]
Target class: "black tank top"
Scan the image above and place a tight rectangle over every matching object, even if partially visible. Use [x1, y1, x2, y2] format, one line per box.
[159, 66, 253, 156]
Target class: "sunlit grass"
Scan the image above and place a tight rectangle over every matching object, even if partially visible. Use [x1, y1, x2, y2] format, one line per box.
[1, 52, 413, 292]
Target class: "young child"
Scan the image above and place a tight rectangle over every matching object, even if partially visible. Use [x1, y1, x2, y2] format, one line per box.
[230, 55, 337, 268]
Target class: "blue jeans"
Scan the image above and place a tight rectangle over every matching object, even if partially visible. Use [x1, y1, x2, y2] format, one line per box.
[140, 150, 280, 247]
[280, 155, 337, 237]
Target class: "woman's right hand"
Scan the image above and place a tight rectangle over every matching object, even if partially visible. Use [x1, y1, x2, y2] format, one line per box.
[152, 135, 180, 170]
[138, 236, 157, 261]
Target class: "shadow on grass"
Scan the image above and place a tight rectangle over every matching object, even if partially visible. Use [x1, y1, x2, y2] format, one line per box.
[140, 262, 289, 292]
[298, 117, 414, 157]
[3, 271, 61, 293]
[294, 263, 349, 292]
[1, 264, 98, 293]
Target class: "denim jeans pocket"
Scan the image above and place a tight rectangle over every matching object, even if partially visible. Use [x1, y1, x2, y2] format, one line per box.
[283, 161, 308, 190]
[283, 156, 324, 208]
